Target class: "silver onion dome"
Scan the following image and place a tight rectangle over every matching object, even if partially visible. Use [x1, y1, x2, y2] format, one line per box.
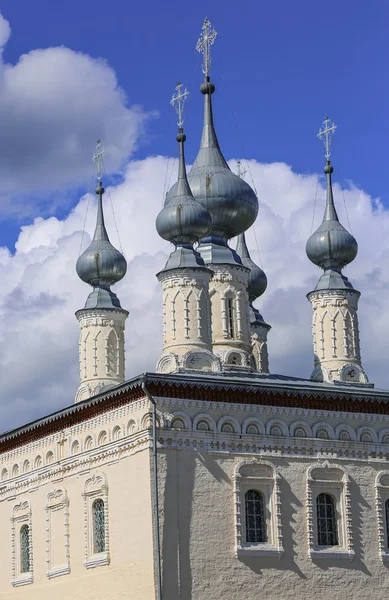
[306, 162, 357, 272]
[236, 232, 267, 302]
[165, 79, 258, 242]
[77, 181, 127, 287]
[156, 131, 212, 246]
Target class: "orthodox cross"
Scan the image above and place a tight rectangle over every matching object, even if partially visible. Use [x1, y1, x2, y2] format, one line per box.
[196, 17, 217, 77]
[170, 82, 190, 128]
[236, 160, 247, 180]
[317, 116, 337, 160]
[93, 139, 105, 182]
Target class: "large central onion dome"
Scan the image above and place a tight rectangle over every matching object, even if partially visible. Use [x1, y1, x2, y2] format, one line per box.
[165, 79, 258, 244]
[306, 162, 357, 272]
[157, 130, 212, 247]
[77, 181, 127, 307]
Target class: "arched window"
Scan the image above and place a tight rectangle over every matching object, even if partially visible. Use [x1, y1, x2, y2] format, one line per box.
[245, 490, 267, 543]
[92, 499, 105, 554]
[20, 524, 30, 573]
[227, 297, 235, 338]
[316, 493, 338, 546]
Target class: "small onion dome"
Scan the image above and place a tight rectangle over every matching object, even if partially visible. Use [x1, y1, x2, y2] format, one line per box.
[236, 232, 267, 303]
[165, 79, 258, 241]
[306, 162, 357, 271]
[76, 181, 127, 287]
[156, 130, 212, 246]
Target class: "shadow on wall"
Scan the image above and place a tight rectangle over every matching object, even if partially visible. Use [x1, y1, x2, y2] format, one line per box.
[162, 449, 196, 600]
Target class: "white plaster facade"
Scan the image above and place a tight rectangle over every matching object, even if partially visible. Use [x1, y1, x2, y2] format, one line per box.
[75, 308, 128, 402]
[209, 263, 254, 369]
[157, 268, 218, 373]
[308, 288, 368, 384]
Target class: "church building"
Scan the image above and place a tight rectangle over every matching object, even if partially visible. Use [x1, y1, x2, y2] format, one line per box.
[0, 17, 388, 600]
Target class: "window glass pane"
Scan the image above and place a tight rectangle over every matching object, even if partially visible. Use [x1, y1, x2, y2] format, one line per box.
[385, 499, 389, 548]
[92, 499, 106, 554]
[245, 489, 267, 543]
[20, 524, 30, 573]
[316, 493, 338, 546]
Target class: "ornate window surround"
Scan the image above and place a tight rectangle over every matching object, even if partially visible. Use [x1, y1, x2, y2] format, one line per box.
[82, 472, 109, 569]
[45, 488, 70, 578]
[375, 471, 389, 561]
[306, 461, 354, 560]
[11, 500, 33, 587]
[233, 459, 283, 558]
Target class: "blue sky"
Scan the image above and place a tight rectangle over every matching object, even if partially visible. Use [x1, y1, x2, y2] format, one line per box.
[0, 0, 388, 251]
[0, 2, 388, 425]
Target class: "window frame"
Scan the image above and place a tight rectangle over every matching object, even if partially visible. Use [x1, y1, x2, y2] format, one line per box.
[306, 461, 354, 559]
[234, 459, 283, 558]
[11, 500, 33, 586]
[82, 472, 109, 569]
[375, 470, 389, 561]
[45, 488, 70, 579]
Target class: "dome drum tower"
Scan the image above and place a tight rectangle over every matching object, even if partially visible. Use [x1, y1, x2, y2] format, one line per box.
[306, 118, 368, 385]
[75, 142, 128, 402]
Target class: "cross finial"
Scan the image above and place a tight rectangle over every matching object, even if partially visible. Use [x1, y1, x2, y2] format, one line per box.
[317, 115, 337, 160]
[236, 160, 247, 180]
[93, 139, 105, 182]
[196, 17, 217, 78]
[170, 82, 190, 128]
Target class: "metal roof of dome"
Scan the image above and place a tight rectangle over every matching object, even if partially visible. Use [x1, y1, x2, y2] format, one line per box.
[236, 232, 267, 302]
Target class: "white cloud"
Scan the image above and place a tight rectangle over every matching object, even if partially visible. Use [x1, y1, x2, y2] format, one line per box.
[0, 155, 388, 430]
[0, 13, 153, 216]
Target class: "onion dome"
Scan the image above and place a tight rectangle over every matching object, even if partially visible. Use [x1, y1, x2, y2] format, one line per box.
[77, 179, 127, 309]
[306, 161, 357, 291]
[156, 126, 212, 272]
[236, 232, 267, 302]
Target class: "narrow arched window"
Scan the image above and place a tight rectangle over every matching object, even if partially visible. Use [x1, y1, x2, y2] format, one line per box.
[245, 489, 267, 543]
[20, 524, 30, 573]
[92, 499, 105, 554]
[227, 298, 235, 338]
[316, 493, 338, 546]
[385, 498, 389, 548]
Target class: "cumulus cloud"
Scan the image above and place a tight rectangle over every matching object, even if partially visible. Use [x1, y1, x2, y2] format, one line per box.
[0, 13, 152, 216]
[0, 155, 388, 430]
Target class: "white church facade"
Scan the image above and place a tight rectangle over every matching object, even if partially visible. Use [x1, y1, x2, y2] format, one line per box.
[0, 17, 388, 600]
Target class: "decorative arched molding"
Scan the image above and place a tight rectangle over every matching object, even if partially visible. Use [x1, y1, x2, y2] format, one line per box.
[169, 411, 192, 431]
[335, 424, 356, 442]
[217, 415, 241, 435]
[156, 353, 179, 374]
[112, 425, 122, 441]
[70, 439, 81, 456]
[290, 421, 313, 439]
[241, 417, 265, 436]
[306, 461, 353, 559]
[379, 429, 389, 444]
[22, 460, 30, 474]
[193, 413, 216, 432]
[223, 348, 246, 367]
[12, 464, 20, 478]
[338, 363, 368, 384]
[34, 455, 42, 469]
[82, 472, 109, 569]
[45, 488, 70, 578]
[1, 467, 8, 481]
[312, 422, 335, 440]
[140, 411, 165, 431]
[310, 365, 329, 383]
[375, 471, 389, 560]
[11, 499, 33, 586]
[127, 419, 137, 435]
[183, 349, 220, 372]
[46, 451, 55, 465]
[97, 431, 108, 446]
[357, 425, 378, 443]
[233, 458, 283, 558]
[266, 419, 288, 437]
[84, 435, 95, 450]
